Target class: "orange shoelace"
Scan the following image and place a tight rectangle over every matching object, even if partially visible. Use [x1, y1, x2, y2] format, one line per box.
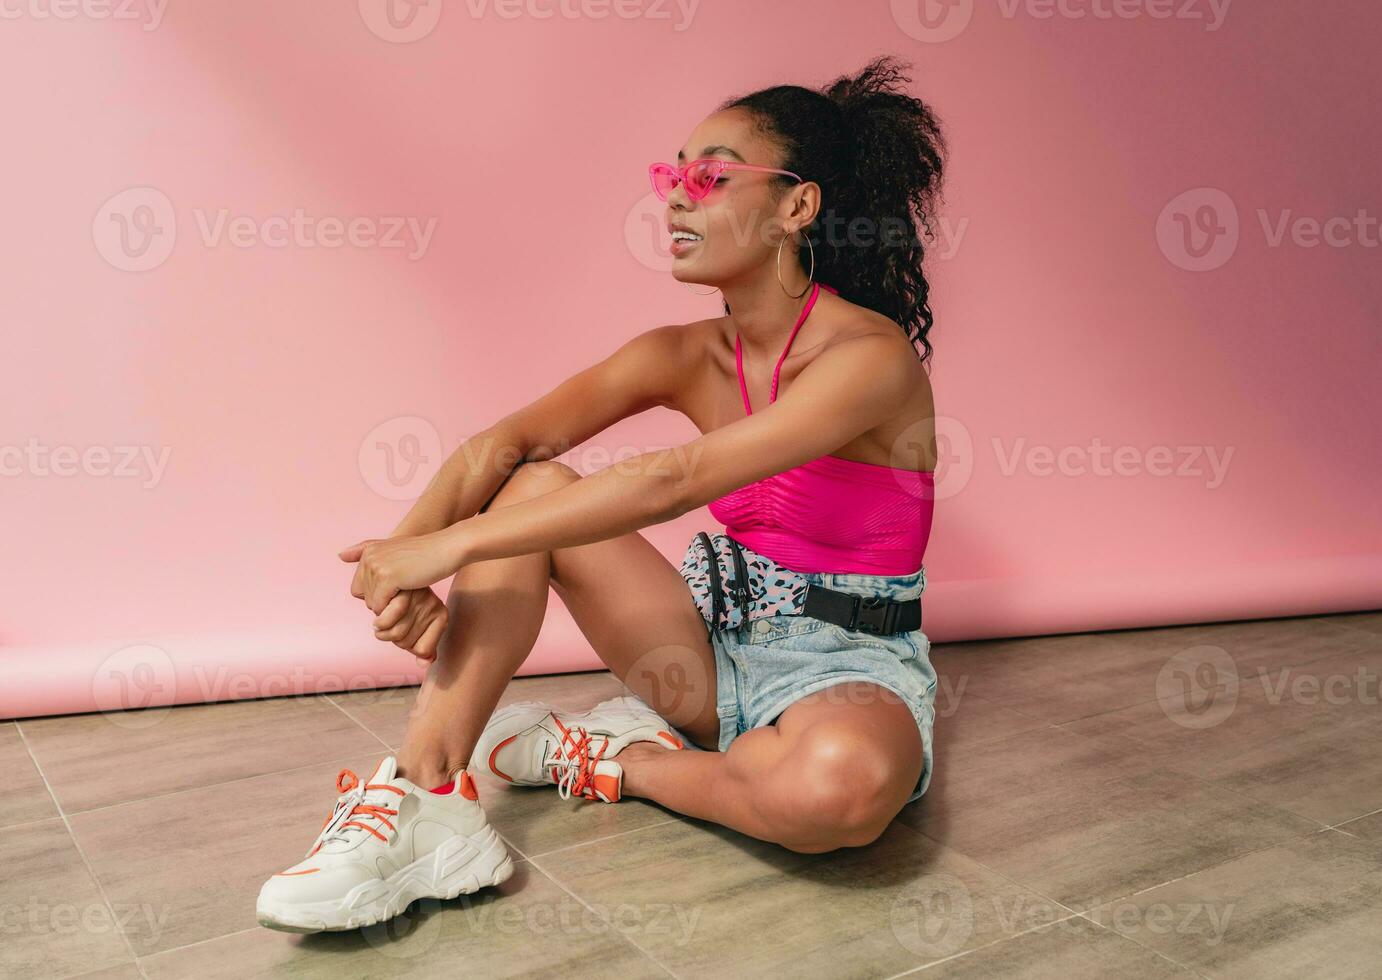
[548, 715, 611, 801]
[308, 768, 406, 856]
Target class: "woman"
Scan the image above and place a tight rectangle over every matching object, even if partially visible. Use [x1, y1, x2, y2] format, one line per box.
[256, 55, 945, 934]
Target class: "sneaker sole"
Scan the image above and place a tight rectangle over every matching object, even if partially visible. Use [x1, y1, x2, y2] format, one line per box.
[255, 823, 514, 934]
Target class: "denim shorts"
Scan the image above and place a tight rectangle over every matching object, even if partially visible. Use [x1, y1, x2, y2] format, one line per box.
[710, 566, 937, 804]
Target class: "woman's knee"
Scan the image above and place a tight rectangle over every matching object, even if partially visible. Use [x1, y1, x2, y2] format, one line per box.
[769, 724, 910, 852]
[487, 459, 581, 508]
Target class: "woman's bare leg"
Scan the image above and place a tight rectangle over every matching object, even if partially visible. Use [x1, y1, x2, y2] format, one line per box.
[393, 460, 721, 788]
[617, 682, 924, 853]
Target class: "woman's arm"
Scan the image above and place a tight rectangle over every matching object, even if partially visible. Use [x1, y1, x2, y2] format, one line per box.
[342, 323, 695, 613]
[384, 323, 694, 537]
[344, 330, 917, 611]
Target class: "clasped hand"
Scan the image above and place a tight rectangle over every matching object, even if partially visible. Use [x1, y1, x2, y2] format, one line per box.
[338, 531, 464, 665]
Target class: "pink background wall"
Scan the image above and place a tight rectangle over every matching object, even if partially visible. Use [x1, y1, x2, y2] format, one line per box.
[3, 1, 1379, 718]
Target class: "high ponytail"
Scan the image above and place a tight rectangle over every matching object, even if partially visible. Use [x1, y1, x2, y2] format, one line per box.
[717, 56, 947, 366]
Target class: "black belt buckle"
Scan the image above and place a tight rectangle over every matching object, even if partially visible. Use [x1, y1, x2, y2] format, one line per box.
[848, 595, 895, 635]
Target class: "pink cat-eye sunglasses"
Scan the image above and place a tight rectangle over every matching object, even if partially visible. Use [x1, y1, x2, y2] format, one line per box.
[648, 158, 802, 202]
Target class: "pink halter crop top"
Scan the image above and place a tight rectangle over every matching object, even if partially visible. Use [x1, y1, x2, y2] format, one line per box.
[707, 281, 935, 575]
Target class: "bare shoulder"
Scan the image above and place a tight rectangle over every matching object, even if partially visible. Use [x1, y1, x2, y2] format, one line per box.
[603, 317, 721, 409]
[622, 316, 720, 356]
[812, 295, 929, 397]
[806, 293, 936, 468]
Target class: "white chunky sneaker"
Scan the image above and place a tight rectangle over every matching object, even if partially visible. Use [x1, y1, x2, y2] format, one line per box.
[474, 694, 684, 803]
[256, 757, 514, 933]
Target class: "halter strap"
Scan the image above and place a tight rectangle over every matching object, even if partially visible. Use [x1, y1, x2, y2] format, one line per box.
[734, 281, 837, 415]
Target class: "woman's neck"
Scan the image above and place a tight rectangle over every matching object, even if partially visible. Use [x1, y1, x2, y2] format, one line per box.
[719, 273, 816, 358]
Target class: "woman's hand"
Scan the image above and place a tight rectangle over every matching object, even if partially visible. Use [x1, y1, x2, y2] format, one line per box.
[339, 531, 464, 613]
[371, 587, 450, 666]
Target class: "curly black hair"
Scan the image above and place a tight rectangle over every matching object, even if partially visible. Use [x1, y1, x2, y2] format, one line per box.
[716, 55, 947, 366]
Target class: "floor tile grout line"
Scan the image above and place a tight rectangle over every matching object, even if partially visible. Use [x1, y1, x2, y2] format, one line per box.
[2, 815, 79, 833]
[320, 693, 399, 753]
[1067, 912, 1217, 980]
[879, 822, 1119, 978]
[1081, 824, 1335, 911]
[492, 826, 530, 862]
[521, 816, 687, 860]
[881, 910, 1085, 979]
[522, 852, 680, 979]
[1325, 804, 1382, 833]
[1153, 776, 1330, 835]
[1315, 825, 1369, 842]
[886, 907, 1216, 980]
[49, 749, 399, 822]
[906, 816, 1328, 925]
[900, 820, 1088, 919]
[1043, 697, 1174, 728]
[13, 724, 151, 980]
[131, 924, 261, 965]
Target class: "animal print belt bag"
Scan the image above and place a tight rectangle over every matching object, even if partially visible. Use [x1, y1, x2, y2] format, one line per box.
[678, 531, 811, 632]
[678, 531, 926, 636]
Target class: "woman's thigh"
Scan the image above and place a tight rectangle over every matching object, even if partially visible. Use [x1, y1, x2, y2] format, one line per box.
[465, 460, 719, 746]
[549, 526, 720, 748]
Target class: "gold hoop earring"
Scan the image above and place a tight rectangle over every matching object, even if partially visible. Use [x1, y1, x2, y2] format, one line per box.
[776, 230, 814, 298]
[683, 281, 720, 296]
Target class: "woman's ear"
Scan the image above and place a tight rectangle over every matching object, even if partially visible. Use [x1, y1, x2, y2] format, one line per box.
[787, 180, 822, 229]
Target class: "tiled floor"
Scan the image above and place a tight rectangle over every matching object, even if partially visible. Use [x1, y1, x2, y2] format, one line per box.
[6, 610, 1381, 979]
